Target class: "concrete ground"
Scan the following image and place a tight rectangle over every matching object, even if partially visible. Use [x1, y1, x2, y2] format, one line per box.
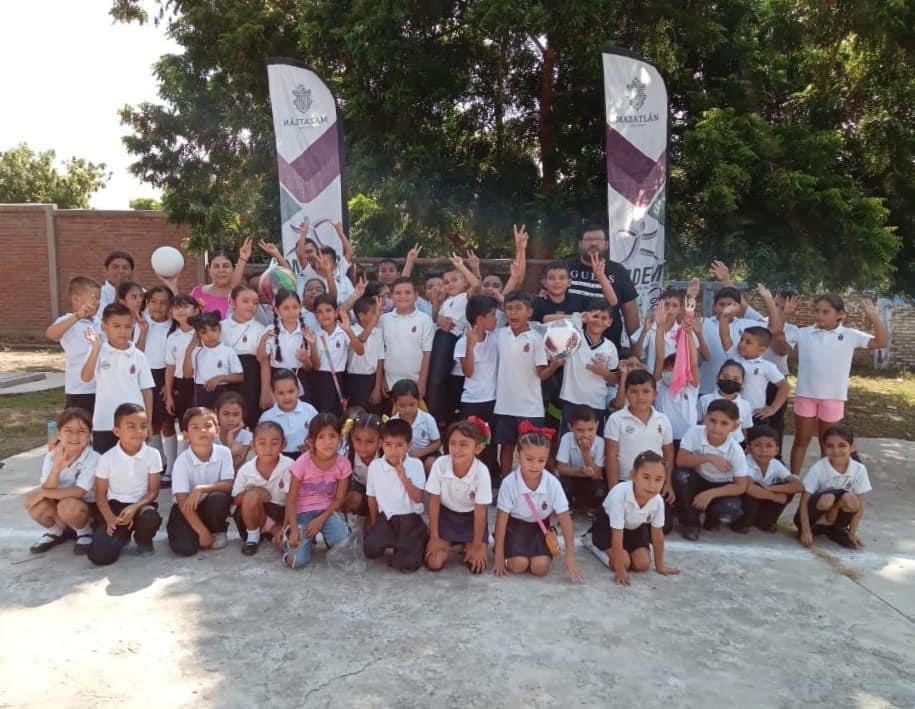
[1, 437, 913, 708]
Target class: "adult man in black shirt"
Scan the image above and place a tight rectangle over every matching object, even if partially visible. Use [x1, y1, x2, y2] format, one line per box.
[565, 223, 640, 350]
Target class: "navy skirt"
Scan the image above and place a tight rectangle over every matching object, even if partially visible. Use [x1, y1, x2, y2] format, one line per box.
[504, 515, 550, 558]
[438, 505, 488, 545]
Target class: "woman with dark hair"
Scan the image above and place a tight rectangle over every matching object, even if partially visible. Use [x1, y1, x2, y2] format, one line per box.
[157, 238, 252, 318]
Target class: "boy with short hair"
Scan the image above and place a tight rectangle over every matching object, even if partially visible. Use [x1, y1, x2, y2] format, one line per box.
[45, 276, 101, 415]
[363, 418, 428, 572]
[493, 290, 563, 478]
[99, 250, 135, 310]
[166, 407, 235, 556]
[87, 403, 163, 565]
[378, 277, 435, 402]
[81, 303, 154, 454]
[699, 285, 764, 395]
[674, 399, 749, 540]
[555, 405, 606, 512]
[731, 425, 802, 533]
[558, 297, 619, 432]
[346, 295, 385, 410]
[532, 262, 587, 323]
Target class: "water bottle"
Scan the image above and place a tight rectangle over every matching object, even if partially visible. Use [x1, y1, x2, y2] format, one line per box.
[47, 419, 58, 445]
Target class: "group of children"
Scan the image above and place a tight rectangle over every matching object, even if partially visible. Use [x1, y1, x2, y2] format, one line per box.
[24, 226, 887, 582]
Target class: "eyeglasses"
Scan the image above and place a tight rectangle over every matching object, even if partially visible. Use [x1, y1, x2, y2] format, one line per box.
[581, 236, 606, 244]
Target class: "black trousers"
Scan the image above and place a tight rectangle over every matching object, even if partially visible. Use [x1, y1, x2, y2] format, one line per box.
[92, 431, 119, 455]
[458, 400, 498, 481]
[559, 475, 607, 511]
[734, 493, 792, 530]
[195, 383, 228, 410]
[673, 469, 743, 529]
[64, 393, 96, 420]
[233, 354, 262, 428]
[345, 373, 377, 411]
[427, 330, 459, 426]
[166, 492, 231, 556]
[88, 500, 162, 566]
[309, 371, 345, 417]
[760, 382, 787, 454]
[363, 512, 428, 572]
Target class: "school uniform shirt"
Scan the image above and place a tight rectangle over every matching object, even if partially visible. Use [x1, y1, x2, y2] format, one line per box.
[438, 292, 469, 335]
[348, 323, 384, 375]
[190, 343, 243, 386]
[258, 401, 318, 453]
[392, 409, 439, 450]
[795, 325, 872, 401]
[746, 455, 792, 487]
[698, 313, 765, 394]
[170, 444, 235, 499]
[366, 456, 426, 517]
[426, 456, 492, 512]
[531, 293, 588, 323]
[265, 322, 307, 370]
[56, 313, 100, 394]
[497, 468, 570, 522]
[655, 381, 699, 440]
[221, 316, 266, 357]
[231, 455, 293, 505]
[91, 342, 155, 432]
[762, 321, 800, 375]
[453, 331, 498, 403]
[633, 321, 700, 374]
[95, 443, 162, 503]
[165, 328, 196, 378]
[40, 446, 99, 503]
[351, 456, 373, 486]
[289, 452, 351, 513]
[726, 351, 784, 412]
[99, 280, 117, 310]
[301, 309, 320, 333]
[603, 480, 665, 530]
[559, 331, 618, 410]
[698, 392, 753, 443]
[494, 327, 548, 417]
[679, 424, 748, 484]
[316, 325, 349, 373]
[802, 458, 872, 496]
[416, 297, 433, 318]
[604, 406, 673, 481]
[218, 428, 252, 447]
[379, 308, 435, 388]
[556, 432, 606, 469]
[141, 315, 172, 369]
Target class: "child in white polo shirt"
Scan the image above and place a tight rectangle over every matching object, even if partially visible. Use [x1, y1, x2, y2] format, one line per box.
[81, 303, 155, 455]
[214, 391, 252, 470]
[653, 303, 700, 446]
[99, 250, 134, 310]
[45, 276, 101, 416]
[494, 427, 583, 581]
[164, 295, 200, 454]
[697, 360, 753, 444]
[344, 411, 383, 516]
[555, 405, 606, 512]
[184, 311, 244, 410]
[221, 283, 266, 428]
[785, 295, 887, 475]
[310, 293, 364, 417]
[494, 290, 562, 479]
[258, 369, 318, 460]
[795, 424, 871, 549]
[87, 403, 163, 565]
[425, 419, 493, 573]
[378, 277, 435, 405]
[166, 407, 235, 557]
[591, 451, 679, 585]
[232, 421, 293, 555]
[390, 378, 441, 474]
[345, 295, 384, 411]
[558, 297, 619, 433]
[257, 288, 315, 409]
[731, 425, 802, 533]
[363, 419, 428, 572]
[674, 399, 749, 540]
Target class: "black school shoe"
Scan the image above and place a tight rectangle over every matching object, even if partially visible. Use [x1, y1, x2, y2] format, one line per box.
[135, 543, 155, 557]
[29, 527, 76, 554]
[73, 534, 93, 555]
[680, 525, 700, 541]
[703, 516, 721, 532]
[828, 526, 857, 549]
[241, 540, 260, 556]
[729, 520, 751, 534]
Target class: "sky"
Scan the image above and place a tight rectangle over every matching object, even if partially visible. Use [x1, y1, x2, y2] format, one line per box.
[0, 0, 179, 209]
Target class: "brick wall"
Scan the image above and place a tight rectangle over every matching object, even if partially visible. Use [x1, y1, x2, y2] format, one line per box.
[0, 204, 201, 340]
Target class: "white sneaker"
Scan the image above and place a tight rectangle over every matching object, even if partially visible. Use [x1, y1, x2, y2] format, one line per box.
[211, 532, 228, 550]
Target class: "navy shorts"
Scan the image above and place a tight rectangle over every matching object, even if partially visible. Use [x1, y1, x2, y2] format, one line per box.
[494, 415, 545, 446]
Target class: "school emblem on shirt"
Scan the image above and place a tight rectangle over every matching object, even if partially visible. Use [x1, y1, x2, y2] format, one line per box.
[217, 360, 224, 369]
[541, 501, 548, 511]
[754, 368, 759, 376]
[100, 360, 111, 370]
[469, 490, 475, 501]
[657, 424, 663, 434]
[838, 334, 844, 341]
[279, 480, 285, 490]
[242, 335, 248, 343]
[336, 340, 341, 348]
[523, 343, 530, 353]
[625, 425, 635, 434]
[129, 364, 136, 375]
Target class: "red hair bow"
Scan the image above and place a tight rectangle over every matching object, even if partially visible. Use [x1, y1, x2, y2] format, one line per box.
[466, 416, 491, 444]
[518, 420, 556, 440]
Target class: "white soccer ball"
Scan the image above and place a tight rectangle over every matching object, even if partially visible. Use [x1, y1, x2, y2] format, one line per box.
[543, 320, 581, 359]
[151, 246, 185, 278]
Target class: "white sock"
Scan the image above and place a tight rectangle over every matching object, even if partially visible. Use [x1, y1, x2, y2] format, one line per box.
[75, 525, 93, 541]
[177, 433, 189, 457]
[47, 523, 64, 537]
[246, 529, 261, 544]
[149, 434, 164, 464]
[162, 434, 178, 475]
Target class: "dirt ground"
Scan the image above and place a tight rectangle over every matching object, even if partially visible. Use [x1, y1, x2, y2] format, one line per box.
[0, 437, 913, 708]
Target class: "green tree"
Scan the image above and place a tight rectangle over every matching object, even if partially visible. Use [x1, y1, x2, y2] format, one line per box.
[111, 0, 912, 292]
[0, 143, 108, 209]
[129, 197, 163, 210]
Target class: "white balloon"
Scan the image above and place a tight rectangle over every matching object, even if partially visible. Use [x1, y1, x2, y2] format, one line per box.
[150, 246, 185, 278]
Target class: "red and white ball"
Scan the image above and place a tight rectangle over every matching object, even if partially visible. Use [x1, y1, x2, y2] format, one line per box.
[544, 320, 581, 359]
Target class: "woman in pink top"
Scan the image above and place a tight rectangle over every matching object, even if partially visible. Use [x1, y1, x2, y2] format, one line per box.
[282, 413, 352, 568]
[158, 239, 252, 318]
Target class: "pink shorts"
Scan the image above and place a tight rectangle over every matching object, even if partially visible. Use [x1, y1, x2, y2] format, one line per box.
[794, 396, 845, 422]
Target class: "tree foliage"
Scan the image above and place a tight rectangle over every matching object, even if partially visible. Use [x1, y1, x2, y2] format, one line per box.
[129, 197, 163, 210]
[0, 143, 109, 209]
[112, 0, 914, 292]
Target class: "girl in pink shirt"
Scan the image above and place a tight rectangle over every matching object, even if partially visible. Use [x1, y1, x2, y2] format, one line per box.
[283, 413, 353, 568]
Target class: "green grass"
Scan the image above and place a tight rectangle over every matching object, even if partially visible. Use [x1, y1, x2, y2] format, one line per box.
[0, 387, 64, 460]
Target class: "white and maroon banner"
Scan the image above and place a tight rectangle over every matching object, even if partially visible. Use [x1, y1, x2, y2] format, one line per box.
[267, 58, 346, 273]
[601, 49, 669, 312]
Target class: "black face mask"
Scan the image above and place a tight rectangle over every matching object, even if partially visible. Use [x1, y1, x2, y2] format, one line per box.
[717, 379, 742, 395]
